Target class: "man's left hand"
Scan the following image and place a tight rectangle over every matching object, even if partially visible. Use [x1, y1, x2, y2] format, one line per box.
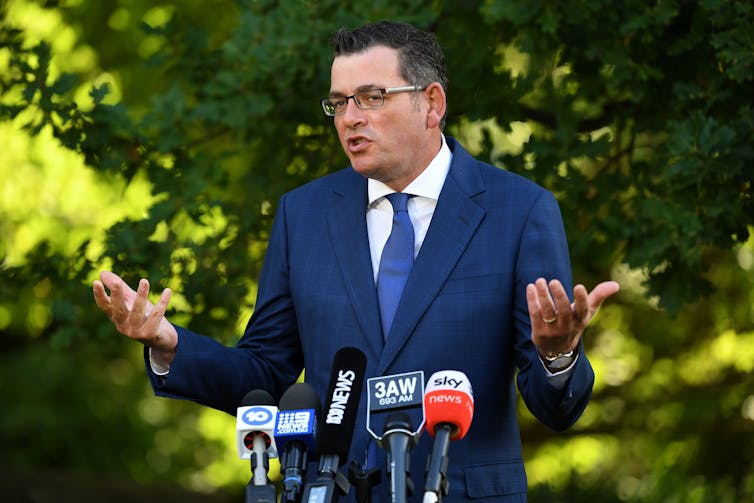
[527, 278, 620, 357]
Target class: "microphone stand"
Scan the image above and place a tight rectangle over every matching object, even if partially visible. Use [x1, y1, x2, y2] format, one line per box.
[281, 441, 309, 503]
[383, 413, 416, 503]
[302, 454, 351, 503]
[422, 424, 453, 503]
[245, 482, 276, 503]
[245, 435, 276, 503]
[348, 461, 381, 503]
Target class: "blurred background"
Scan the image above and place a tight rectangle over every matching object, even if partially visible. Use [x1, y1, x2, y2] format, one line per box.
[1, 0, 753, 501]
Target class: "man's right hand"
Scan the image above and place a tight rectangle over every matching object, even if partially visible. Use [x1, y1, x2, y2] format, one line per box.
[93, 271, 178, 367]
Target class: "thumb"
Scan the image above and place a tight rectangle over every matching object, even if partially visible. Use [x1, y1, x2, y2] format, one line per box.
[589, 281, 620, 310]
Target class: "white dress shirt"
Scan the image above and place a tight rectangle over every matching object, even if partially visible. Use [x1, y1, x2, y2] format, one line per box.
[366, 136, 452, 280]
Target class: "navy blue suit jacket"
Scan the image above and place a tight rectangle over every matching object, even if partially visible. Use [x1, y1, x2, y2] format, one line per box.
[148, 137, 594, 502]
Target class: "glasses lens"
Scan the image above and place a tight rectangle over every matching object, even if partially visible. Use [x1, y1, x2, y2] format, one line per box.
[324, 97, 349, 116]
[321, 89, 388, 116]
[354, 90, 384, 110]
[322, 99, 338, 116]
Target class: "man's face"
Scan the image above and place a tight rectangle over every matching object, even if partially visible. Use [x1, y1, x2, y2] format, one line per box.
[329, 45, 439, 191]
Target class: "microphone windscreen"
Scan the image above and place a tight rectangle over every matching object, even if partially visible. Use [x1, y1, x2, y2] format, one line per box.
[423, 370, 474, 440]
[383, 411, 413, 435]
[275, 382, 320, 453]
[279, 382, 322, 412]
[236, 389, 278, 457]
[241, 389, 276, 407]
[315, 347, 368, 460]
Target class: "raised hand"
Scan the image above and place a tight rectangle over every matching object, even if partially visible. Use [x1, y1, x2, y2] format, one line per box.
[93, 271, 178, 364]
[526, 278, 620, 357]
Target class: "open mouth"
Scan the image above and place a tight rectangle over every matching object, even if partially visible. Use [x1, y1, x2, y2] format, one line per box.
[347, 136, 370, 152]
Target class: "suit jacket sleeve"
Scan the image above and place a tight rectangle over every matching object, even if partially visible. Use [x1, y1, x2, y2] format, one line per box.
[511, 189, 594, 431]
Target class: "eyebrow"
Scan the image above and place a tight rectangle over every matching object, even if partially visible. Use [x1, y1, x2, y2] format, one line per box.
[328, 84, 382, 98]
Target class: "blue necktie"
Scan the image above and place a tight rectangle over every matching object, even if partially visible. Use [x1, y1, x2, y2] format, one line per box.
[377, 192, 414, 338]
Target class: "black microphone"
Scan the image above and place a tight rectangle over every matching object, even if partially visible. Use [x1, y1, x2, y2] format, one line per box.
[236, 389, 278, 503]
[302, 347, 368, 503]
[383, 412, 416, 503]
[422, 371, 474, 503]
[275, 382, 321, 503]
[366, 371, 425, 503]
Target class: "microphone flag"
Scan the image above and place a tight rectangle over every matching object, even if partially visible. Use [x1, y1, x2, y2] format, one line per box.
[422, 370, 475, 503]
[366, 371, 425, 503]
[366, 370, 425, 445]
[423, 370, 474, 440]
[236, 389, 278, 459]
[302, 347, 368, 503]
[236, 389, 279, 502]
[276, 382, 321, 503]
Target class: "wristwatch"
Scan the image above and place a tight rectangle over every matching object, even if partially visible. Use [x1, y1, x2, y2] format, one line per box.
[543, 350, 575, 371]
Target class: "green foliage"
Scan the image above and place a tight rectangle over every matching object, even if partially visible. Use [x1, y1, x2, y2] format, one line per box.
[462, 0, 754, 312]
[1, 0, 754, 501]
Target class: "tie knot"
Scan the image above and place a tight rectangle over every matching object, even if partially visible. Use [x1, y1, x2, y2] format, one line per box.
[385, 192, 410, 213]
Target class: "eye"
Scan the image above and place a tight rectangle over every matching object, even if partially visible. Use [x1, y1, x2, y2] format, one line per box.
[362, 91, 382, 103]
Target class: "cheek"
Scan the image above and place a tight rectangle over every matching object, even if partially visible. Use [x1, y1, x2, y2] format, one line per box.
[334, 122, 348, 144]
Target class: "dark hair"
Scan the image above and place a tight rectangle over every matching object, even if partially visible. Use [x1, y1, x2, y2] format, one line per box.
[331, 21, 448, 96]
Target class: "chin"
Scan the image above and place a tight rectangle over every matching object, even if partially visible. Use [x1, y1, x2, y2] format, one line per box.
[351, 163, 380, 180]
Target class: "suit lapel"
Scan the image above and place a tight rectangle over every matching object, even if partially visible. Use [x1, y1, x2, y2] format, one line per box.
[377, 142, 486, 374]
[327, 173, 385, 357]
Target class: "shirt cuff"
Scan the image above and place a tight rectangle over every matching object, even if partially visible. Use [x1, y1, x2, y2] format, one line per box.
[541, 353, 579, 390]
[148, 348, 171, 376]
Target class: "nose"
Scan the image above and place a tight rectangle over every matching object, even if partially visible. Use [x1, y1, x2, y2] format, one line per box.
[341, 97, 366, 128]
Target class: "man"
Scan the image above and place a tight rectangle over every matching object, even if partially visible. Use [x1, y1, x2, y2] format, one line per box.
[94, 21, 619, 502]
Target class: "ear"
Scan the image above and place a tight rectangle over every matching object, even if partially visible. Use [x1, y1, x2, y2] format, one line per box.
[424, 82, 446, 129]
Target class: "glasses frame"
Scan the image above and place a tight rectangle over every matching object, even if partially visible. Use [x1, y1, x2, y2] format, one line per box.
[321, 85, 425, 117]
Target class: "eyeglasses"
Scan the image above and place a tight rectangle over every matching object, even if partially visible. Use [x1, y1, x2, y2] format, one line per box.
[321, 85, 425, 117]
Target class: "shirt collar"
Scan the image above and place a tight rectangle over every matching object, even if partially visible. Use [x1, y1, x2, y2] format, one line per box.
[368, 134, 452, 206]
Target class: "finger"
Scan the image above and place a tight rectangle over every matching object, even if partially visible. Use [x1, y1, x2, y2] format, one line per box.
[143, 288, 172, 346]
[92, 280, 112, 314]
[131, 278, 150, 321]
[572, 284, 589, 323]
[99, 270, 122, 291]
[155, 287, 172, 315]
[147, 288, 173, 329]
[102, 271, 141, 307]
[535, 278, 558, 322]
[528, 282, 556, 336]
[548, 279, 571, 320]
[110, 282, 129, 323]
[526, 283, 542, 324]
